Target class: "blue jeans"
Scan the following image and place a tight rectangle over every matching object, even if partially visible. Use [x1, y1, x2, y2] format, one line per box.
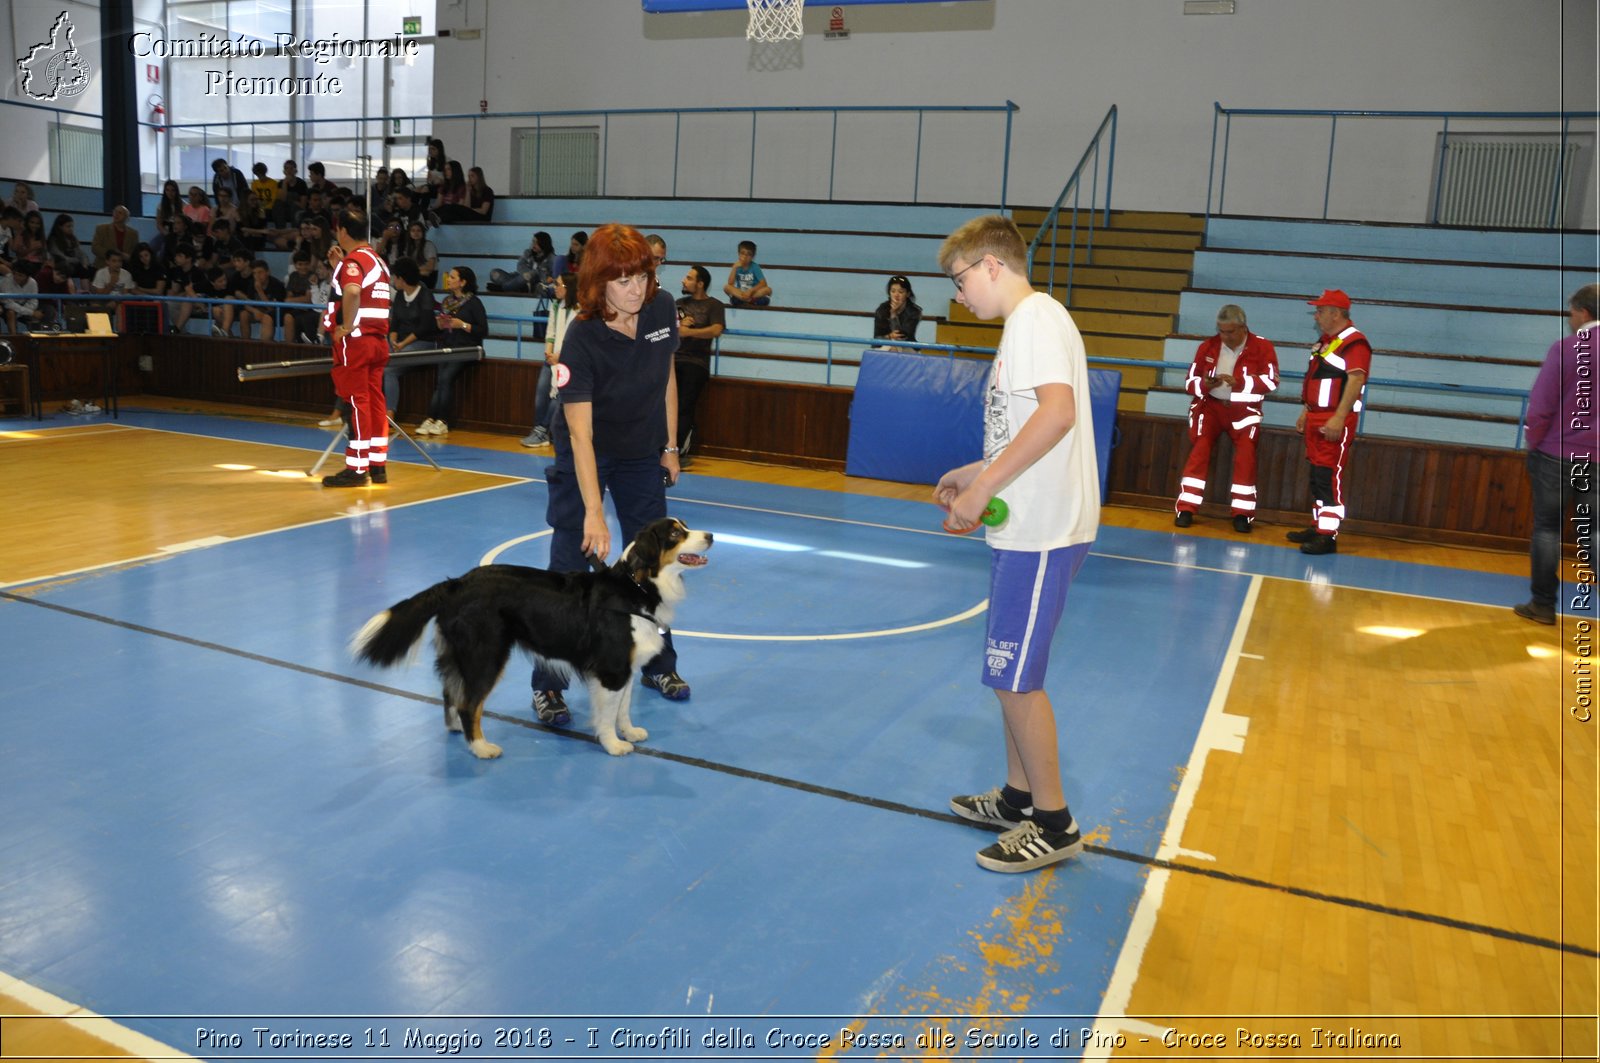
[532, 364, 556, 429]
[1528, 449, 1597, 610]
[382, 341, 437, 412]
[531, 447, 677, 691]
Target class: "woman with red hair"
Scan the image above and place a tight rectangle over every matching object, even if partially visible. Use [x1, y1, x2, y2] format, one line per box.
[529, 223, 688, 725]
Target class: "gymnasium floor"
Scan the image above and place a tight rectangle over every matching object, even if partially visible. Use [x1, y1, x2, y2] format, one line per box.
[0, 403, 1594, 1062]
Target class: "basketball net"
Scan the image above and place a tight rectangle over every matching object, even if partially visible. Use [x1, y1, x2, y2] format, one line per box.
[747, 0, 804, 42]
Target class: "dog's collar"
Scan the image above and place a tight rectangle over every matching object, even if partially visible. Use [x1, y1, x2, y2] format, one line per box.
[606, 601, 666, 635]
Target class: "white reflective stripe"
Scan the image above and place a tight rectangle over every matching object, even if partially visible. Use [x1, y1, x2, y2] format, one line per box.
[370, 283, 391, 299]
[1233, 498, 1258, 511]
[1181, 477, 1207, 490]
[354, 308, 389, 318]
[362, 263, 386, 286]
[1316, 379, 1333, 408]
[1337, 326, 1358, 341]
[1317, 515, 1341, 531]
[1178, 491, 1205, 505]
[1232, 413, 1262, 429]
[1323, 352, 1347, 371]
[1229, 389, 1260, 402]
[1231, 484, 1256, 495]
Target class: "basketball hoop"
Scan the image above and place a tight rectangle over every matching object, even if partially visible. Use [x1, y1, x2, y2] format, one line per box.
[747, 0, 804, 42]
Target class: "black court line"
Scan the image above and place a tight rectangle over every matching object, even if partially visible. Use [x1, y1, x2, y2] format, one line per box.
[6, 587, 1596, 963]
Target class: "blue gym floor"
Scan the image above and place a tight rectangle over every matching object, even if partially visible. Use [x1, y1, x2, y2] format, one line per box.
[0, 408, 1532, 1058]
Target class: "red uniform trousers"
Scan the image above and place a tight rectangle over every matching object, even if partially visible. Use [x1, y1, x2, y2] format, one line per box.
[1302, 410, 1354, 535]
[331, 335, 389, 473]
[1176, 396, 1263, 517]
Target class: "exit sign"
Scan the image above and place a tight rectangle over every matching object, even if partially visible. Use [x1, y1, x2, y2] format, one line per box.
[402, 16, 421, 34]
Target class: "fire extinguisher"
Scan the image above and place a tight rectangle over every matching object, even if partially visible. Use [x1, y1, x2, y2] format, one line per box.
[148, 94, 166, 133]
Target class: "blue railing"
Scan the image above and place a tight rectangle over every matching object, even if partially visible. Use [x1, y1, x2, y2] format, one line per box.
[1025, 104, 1117, 304]
[146, 102, 1021, 209]
[2, 293, 1529, 445]
[1205, 104, 1600, 237]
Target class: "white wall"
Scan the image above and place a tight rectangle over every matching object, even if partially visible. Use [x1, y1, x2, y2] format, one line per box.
[430, 0, 1599, 226]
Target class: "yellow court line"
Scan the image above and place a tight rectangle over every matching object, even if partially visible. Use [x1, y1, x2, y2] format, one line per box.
[0, 971, 195, 1062]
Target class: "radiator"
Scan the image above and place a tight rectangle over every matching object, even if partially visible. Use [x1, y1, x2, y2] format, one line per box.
[48, 125, 102, 187]
[1435, 136, 1579, 228]
[515, 127, 599, 197]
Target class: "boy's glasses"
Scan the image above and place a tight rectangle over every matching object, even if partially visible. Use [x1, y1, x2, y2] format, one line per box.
[949, 257, 998, 291]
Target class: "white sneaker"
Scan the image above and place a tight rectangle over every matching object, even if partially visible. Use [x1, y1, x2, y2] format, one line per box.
[318, 414, 343, 427]
[415, 418, 439, 436]
[81, 402, 102, 414]
[431, 420, 449, 435]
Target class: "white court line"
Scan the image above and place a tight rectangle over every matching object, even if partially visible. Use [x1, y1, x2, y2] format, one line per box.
[479, 531, 990, 641]
[1084, 573, 1260, 1061]
[0, 971, 197, 1061]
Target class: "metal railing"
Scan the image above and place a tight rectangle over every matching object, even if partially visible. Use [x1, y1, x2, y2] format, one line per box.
[1205, 104, 1600, 237]
[1025, 104, 1117, 304]
[2, 294, 1530, 445]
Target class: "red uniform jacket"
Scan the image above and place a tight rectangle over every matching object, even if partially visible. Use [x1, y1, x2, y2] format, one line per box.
[1186, 332, 1280, 415]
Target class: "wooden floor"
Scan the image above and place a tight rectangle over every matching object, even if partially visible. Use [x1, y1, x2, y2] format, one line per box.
[1, 399, 1593, 1062]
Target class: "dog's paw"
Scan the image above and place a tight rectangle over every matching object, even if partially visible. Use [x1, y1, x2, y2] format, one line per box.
[620, 726, 648, 743]
[599, 738, 635, 756]
[468, 739, 503, 759]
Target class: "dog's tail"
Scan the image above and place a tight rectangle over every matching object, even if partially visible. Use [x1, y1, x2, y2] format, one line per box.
[350, 579, 458, 668]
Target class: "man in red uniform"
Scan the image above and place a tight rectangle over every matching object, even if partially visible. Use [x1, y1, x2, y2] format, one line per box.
[1286, 289, 1372, 555]
[322, 207, 391, 487]
[1173, 303, 1279, 533]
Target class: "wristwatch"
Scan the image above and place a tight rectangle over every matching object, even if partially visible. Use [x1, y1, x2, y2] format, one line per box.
[662, 446, 679, 453]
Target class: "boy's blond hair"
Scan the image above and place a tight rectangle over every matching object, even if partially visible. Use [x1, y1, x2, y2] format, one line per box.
[938, 215, 1028, 274]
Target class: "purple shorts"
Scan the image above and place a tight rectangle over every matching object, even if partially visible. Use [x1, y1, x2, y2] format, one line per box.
[982, 543, 1092, 692]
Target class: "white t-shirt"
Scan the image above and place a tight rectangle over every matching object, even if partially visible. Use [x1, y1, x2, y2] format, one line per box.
[1209, 338, 1244, 400]
[983, 291, 1101, 552]
[91, 267, 134, 294]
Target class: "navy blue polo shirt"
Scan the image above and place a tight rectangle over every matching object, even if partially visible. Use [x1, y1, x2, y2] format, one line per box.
[553, 288, 679, 460]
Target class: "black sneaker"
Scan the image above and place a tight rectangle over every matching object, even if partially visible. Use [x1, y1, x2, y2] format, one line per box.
[1233, 515, 1252, 534]
[1173, 511, 1194, 528]
[1299, 534, 1338, 555]
[369, 465, 387, 484]
[642, 671, 691, 701]
[1285, 526, 1320, 543]
[321, 468, 369, 488]
[950, 787, 1030, 828]
[532, 690, 570, 725]
[976, 818, 1083, 873]
[1513, 600, 1556, 625]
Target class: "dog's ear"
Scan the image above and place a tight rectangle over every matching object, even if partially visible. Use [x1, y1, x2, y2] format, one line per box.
[622, 525, 664, 581]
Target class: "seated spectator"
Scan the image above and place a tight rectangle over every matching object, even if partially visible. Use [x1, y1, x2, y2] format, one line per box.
[872, 274, 922, 345]
[163, 246, 204, 332]
[155, 179, 185, 230]
[89, 249, 135, 309]
[553, 230, 587, 278]
[421, 139, 448, 208]
[305, 161, 342, 201]
[214, 187, 243, 229]
[647, 234, 669, 275]
[204, 267, 237, 337]
[236, 259, 288, 341]
[283, 250, 318, 342]
[520, 270, 577, 448]
[291, 217, 333, 264]
[125, 243, 166, 296]
[223, 248, 254, 294]
[489, 230, 554, 294]
[91, 206, 139, 268]
[238, 192, 272, 249]
[0, 259, 43, 333]
[0, 206, 23, 260]
[296, 188, 333, 229]
[433, 164, 494, 224]
[307, 254, 334, 342]
[211, 219, 248, 263]
[374, 219, 404, 263]
[272, 159, 308, 225]
[11, 211, 47, 269]
[250, 162, 278, 216]
[182, 186, 213, 227]
[383, 256, 441, 412]
[397, 221, 439, 288]
[46, 214, 92, 292]
[723, 239, 772, 306]
[386, 185, 425, 230]
[211, 157, 250, 207]
[414, 265, 486, 436]
[674, 265, 725, 459]
[8, 182, 40, 216]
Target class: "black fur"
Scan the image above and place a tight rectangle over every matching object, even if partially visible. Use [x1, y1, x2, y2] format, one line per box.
[352, 518, 711, 758]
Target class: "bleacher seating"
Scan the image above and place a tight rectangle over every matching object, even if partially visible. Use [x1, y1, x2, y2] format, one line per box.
[1145, 216, 1582, 449]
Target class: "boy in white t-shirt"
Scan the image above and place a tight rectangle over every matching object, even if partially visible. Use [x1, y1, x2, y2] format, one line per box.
[934, 215, 1101, 873]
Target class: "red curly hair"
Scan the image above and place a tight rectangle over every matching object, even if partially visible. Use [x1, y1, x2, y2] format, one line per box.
[575, 223, 658, 321]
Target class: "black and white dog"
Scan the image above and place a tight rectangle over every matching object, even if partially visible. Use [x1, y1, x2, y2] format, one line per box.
[352, 518, 712, 758]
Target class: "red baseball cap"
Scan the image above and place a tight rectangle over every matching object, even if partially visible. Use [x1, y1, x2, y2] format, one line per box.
[1306, 288, 1352, 309]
